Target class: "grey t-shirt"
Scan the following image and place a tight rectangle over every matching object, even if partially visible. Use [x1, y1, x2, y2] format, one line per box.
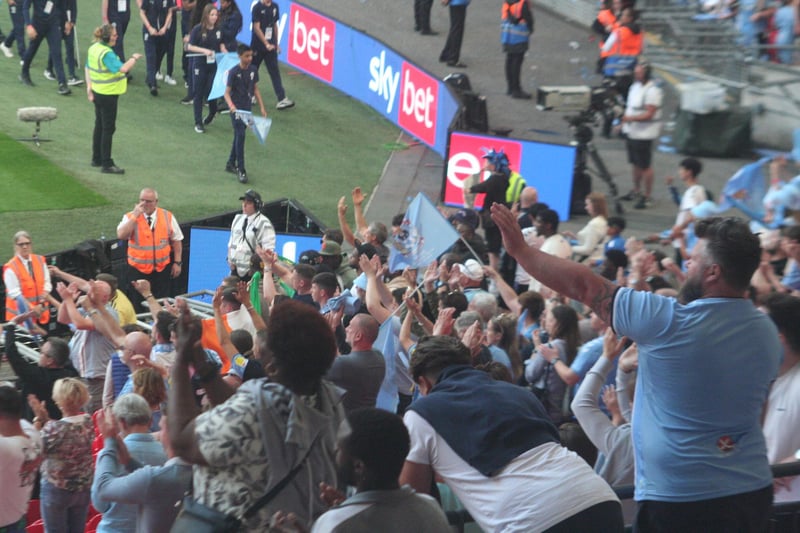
[327, 349, 386, 412]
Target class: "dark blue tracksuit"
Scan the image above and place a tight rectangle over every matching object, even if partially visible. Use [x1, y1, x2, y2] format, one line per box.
[21, 0, 74, 84]
[226, 63, 258, 171]
[140, 0, 173, 89]
[188, 23, 222, 126]
[250, 0, 285, 101]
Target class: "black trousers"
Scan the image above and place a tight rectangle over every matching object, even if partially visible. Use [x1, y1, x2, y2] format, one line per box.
[633, 484, 773, 533]
[413, 0, 433, 32]
[193, 61, 217, 125]
[252, 47, 286, 101]
[22, 20, 66, 84]
[126, 264, 172, 312]
[544, 500, 624, 533]
[91, 92, 119, 167]
[439, 4, 466, 63]
[108, 15, 130, 61]
[505, 51, 525, 93]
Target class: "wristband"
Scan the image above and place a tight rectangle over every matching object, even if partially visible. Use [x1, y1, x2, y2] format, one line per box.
[143, 293, 153, 299]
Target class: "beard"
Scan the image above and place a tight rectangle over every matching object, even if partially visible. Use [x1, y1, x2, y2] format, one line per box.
[678, 275, 703, 304]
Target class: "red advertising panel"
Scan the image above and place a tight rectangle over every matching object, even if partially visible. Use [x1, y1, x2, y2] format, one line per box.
[444, 133, 523, 209]
[288, 4, 335, 83]
[397, 62, 439, 147]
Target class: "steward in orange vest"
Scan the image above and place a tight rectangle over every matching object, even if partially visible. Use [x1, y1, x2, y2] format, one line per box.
[4, 238, 51, 325]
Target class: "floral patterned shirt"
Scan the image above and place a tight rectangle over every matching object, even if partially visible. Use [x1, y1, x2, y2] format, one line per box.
[40, 414, 94, 491]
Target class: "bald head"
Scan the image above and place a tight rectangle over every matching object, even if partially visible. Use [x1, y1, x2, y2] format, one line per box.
[520, 187, 538, 209]
[95, 280, 113, 304]
[346, 313, 380, 349]
[123, 331, 153, 365]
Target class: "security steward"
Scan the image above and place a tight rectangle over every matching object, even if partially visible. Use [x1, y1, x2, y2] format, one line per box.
[116, 188, 183, 310]
[228, 189, 276, 280]
[4, 231, 52, 328]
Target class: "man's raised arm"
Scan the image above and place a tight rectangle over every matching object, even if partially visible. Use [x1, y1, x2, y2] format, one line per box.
[490, 203, 618, 324]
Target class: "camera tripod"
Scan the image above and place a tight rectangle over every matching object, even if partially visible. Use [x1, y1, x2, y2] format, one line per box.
[565, 110, 624, 216]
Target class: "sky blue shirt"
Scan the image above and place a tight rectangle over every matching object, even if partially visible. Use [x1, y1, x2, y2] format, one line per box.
[613, 288, 780, 502]
[92, 433, 167, 532]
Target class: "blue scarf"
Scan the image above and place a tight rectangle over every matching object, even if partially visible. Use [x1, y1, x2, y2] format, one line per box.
[409, 365, 559, 476]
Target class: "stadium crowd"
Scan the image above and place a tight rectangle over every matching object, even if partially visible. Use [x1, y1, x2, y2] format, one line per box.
[2, 0, 800, 531]
[2, 151, 800, 532]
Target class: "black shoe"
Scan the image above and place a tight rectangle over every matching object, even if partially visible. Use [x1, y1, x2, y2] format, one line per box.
[634, 196, 653, 209]
[91, 160, 101, 167]
[446, 61, 467, 68]
[149, 86, 158, 96]
[203, 113, 215, 126]
[511, 90, 532, 99]
[420, 29, 438, 35]
[620, 191, 639, 201]
[194, 124, 205, 133]
[225, 162, 238, 174]
[101, 165, 125, 174]
[19, 73, 34, 86]
[237, 169, 248, 183]
[180, 96, 193, 105]
[57, 84, 71, 95]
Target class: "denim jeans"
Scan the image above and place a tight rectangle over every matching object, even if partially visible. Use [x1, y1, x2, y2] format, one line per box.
[40, 479, 90, 533]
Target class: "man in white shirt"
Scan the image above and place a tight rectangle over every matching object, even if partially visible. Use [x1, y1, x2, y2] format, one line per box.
[666, 157, 707, 265]
[3, 231, 53, 331]
[620, 62, 663, 210]
[228, 189, 275, 279]
[117, 188, 184, 307]
[516, 208, 572, 293]
[761, 293, 800, 503]
[400, 336, 622, 532]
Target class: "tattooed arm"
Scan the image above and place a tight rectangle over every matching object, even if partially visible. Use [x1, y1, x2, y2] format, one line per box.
[490, 203, 619, 324]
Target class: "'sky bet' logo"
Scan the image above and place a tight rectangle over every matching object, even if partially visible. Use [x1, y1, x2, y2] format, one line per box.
[398, 62, 438, 146]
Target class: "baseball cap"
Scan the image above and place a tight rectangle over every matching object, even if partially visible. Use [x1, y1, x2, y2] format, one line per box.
[455, 259, 484, 281]
[319, 240, 342, 256]
[239, 189, 262, 205]
[449, 208, 479, 230]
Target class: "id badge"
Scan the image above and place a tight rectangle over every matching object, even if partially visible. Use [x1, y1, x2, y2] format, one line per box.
[10, 5, 16, 13]
[265, 27, 272, 40]
[43, 0, 53, 14]
[118, 0, 126, 12]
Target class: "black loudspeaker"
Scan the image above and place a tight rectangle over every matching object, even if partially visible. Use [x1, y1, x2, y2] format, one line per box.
[570, 171, 592, 215]
[443, 73, 489, 133]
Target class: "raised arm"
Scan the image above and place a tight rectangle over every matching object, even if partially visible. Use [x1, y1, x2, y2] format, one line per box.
[491, 204, 618, 324]
[483, 265, 521, 315]
[571, 329, 627, 454]
[351, 187, 370, 238]
[337, 196, 358, 248]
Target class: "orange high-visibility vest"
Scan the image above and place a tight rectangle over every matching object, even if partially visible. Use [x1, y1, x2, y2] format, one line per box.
[610, 25, 643, 56]
[598, 10, 618, 58]
[4, 254, 50, 324]
[126, 208, 174, 274]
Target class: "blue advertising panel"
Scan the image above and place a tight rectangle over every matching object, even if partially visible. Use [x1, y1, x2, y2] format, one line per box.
[444, 131, 577, 222]
[187, 227, 322, 301]
[234, 0, 459, 156]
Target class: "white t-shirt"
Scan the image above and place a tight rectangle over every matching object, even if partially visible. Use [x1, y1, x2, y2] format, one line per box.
[0, 421, 43, 527]
[673, 184, 708, 247]
[763, 363, 800, 465]
[404, 410, 618, 533]
[623, 80, 663, 140]
[516, 229, 573, 290]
